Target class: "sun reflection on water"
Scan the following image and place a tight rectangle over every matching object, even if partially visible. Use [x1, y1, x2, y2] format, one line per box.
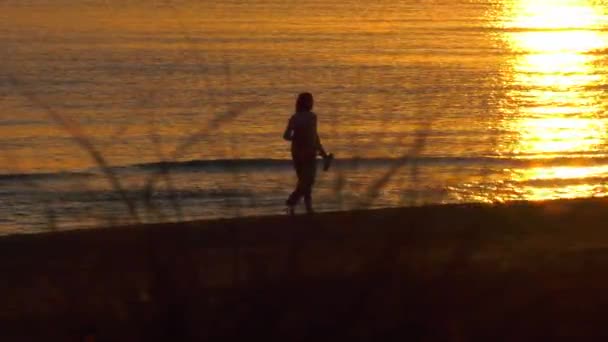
[497, 0, 608, 200]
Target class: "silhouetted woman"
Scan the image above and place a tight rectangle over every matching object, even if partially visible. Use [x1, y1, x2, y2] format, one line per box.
[283, 92, 329, 214]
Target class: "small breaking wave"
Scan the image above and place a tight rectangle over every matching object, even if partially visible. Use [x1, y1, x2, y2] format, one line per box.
[0, 171, 94, 182]
[4, 155, 608, 181]
[127, 155, 608, 171]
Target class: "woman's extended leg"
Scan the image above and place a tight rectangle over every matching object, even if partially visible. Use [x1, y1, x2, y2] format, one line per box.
[302, 161, 317, 213]
[286, 186, 302, 208]
[286, 158, 316, 213]
[286, 160, 305, 208]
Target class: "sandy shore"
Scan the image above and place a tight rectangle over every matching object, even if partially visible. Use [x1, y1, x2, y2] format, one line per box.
[3, 198, 608, 340]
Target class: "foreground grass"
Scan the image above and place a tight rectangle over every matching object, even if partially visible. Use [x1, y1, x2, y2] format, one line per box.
[2, 197, 608, 340]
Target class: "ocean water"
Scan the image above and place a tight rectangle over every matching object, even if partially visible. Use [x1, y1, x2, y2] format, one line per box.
[2, 0, 608, 234]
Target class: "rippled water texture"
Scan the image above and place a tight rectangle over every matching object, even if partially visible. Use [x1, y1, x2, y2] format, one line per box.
[2, 0, 608, 232]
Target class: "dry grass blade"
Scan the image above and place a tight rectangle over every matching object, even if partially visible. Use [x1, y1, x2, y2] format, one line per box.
[141, 118, 184, 221]
[356, 122, 431, 209]
[142, 105, 253, 197]
[8, 75, 141, 223]
[333, 170, 347, 210]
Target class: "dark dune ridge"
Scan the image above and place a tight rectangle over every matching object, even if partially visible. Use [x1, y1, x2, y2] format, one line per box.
[3, 198, 608, 341]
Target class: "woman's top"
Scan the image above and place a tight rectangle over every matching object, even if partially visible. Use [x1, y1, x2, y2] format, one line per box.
[283, 111, 324, 159]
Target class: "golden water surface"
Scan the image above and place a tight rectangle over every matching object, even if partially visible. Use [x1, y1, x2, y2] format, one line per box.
[497, 0, 608, 200]
[3, 0, 608, 231]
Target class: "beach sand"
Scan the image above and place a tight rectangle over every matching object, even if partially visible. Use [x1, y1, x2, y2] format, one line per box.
[3, 198, 608, 340]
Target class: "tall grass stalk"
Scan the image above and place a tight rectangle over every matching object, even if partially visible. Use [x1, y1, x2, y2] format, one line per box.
[357, 122, 431, 209]
[8, 75, 141, 224]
